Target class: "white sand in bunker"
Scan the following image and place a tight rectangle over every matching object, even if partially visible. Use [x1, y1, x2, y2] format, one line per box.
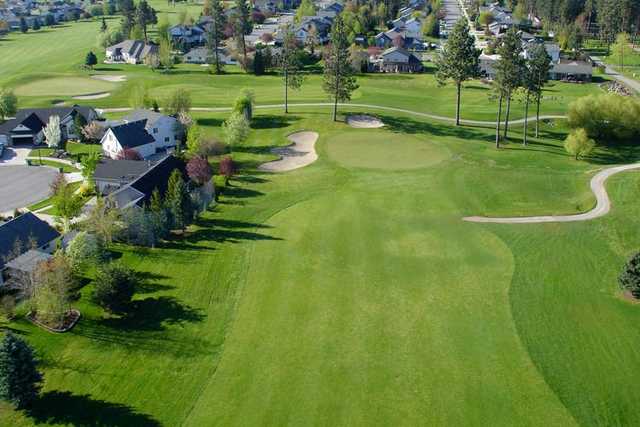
[72, 92, 111, 100]
[90, 75, 128, 82]
[259, 131, 319, 172]
[346, 115, 385, 128]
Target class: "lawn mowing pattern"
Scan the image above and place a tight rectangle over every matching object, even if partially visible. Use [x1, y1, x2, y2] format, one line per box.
[2, 110, 640, 426]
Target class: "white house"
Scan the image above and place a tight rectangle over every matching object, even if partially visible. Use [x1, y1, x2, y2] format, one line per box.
[105, 40, 158, 64]
[100, 120, 156, 159]
[122, 110, 180, 150]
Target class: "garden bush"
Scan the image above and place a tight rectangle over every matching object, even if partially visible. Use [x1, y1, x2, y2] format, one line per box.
[620, 252, 640, 299]
[567, 94, 640, 142]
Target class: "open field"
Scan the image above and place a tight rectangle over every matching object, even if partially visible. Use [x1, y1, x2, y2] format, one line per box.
[1, 107, 640, 425]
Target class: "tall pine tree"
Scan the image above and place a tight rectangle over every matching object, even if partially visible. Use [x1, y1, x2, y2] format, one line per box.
[493, 28, 524, 146]
[0, 333, 43, 409]
[234, 0, 252, 70]
[281, 24, 305, 114]
[435, 18, 481, 126]
[205, 0, 226, 75]
[526, 44, 552, 140]
[323, 15, 358, 122]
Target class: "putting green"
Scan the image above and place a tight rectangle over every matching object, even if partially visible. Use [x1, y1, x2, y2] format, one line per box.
[326, 129, 450, 170]
[14, 77, 115, 97]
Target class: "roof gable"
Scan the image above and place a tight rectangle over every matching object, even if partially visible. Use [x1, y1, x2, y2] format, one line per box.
[0, 212, 60, 270]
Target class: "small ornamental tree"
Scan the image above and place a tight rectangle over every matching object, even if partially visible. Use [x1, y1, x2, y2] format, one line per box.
[43, 115, 61, 149]
[82, 121, 105, 142]
[66, 231, 104, 274]
[186, 157, 212, 186]
[51, 174, 84, 232]
[92, 262, 138, 313]
[32, 254, 75, 327]
[222, 111, 250, 150]
[233, 89, 254, 122]
[0, 333, 43, 409]
[166, 169, 193, 231]
[564, 128, 595, 160]
[116, 148, 142, 160]
[620, 252, 640, 298]
[219, 155, 236, 185]
[85, 51, 98, 68]
[0, 89, 18, 121]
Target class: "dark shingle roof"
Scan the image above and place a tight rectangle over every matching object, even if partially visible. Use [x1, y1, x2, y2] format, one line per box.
[109, 120, 155, 149]
[0, 105, 96, 136]
[94, 158, 155, 182]
[107, 155, 187, 209]
[0, 212, 60, 270]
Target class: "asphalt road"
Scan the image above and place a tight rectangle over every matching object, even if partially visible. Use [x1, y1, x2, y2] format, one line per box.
[0, 165, 57, 213]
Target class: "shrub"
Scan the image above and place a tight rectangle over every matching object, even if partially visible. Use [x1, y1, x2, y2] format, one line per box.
[620, 252, 640, 298]
[92, 263, 138, 313]
[567, 94, 640, 142]
[66, 231, 103, 273]
[564, 128, 595, 160]
[219, 156, 237, 184]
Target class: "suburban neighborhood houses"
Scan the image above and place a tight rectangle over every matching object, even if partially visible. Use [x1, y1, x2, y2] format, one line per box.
[2, 0, 640, 425]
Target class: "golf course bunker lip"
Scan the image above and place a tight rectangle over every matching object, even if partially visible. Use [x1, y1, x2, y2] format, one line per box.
[259, 131, 319, 172]
[72, 92, 111, 100]
[91, 74, 127, 82]
[347, 115, 385, 128]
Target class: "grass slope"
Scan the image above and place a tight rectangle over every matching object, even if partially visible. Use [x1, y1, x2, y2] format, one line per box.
[2, 109, 640, 425]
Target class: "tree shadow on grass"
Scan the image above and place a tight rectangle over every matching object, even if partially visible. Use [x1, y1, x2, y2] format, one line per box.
[183, 217, 282, 245]
[377, 114, 494, 141]
[27, 391, 161, 427]
[222, 186, 265, 199]
[101, 296, 205, 332]
[251, 115, 300, 129]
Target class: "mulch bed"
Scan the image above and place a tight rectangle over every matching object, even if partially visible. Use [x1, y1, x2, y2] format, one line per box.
[27, 309, 81, 333]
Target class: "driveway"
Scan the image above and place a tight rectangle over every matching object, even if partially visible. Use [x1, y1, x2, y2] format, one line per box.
[591, 57, 640, 93]
[0, 146, 31, 165]
[0, 165, 57, 213]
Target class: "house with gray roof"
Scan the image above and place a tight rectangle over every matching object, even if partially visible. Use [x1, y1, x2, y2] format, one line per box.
[0, 212, 60, 286]
[105, 40, 158, 64]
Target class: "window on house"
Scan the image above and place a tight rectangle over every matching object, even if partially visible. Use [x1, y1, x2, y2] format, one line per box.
[164, 137, 170, 142]
[153, 128, 158, 133]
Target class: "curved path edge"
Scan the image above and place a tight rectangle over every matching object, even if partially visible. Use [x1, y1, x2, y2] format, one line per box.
[464, 162, 640, 224]
[98, 103, 565, 126]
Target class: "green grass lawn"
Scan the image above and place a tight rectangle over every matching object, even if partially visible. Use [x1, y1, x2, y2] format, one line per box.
[27, 181, 83, 212]
[0, 16, 611, 122]
[2, 107, 640, 426]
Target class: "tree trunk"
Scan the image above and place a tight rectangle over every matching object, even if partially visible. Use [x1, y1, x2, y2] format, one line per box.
[523, 93, 530, 146]
[333, 58, 340, 122]
[284, 70, 289, 114]
[455, 81, 461, 126]
[495, 94, 503, 149]
[503, 92, 511, 140]
[535, 92, 541, 138]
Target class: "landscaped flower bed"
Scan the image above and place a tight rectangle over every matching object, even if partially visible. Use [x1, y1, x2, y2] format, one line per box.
[27, 309, 81, 333]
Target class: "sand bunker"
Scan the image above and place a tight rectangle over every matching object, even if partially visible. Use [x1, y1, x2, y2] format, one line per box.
[347, 115, 385, 129]
[72, 92, 111, 100]
[259, 131, 319, 172]
[91, 74, 127, 82]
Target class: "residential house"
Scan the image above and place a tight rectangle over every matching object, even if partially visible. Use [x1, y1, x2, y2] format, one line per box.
[0, 212, 60, 286]
[105, 40, 158, 64]
[122, 110, 180, 151]
[183, 47, 236, 65]
[369, 47, 423, 73]
[106, 155, 187, 210]
[0, 105, 98, 146]
[294, 16, 333, 44]
[100, 120, 157, 159]
[169, 25, 206, 50]
[94, 158, 156, 195]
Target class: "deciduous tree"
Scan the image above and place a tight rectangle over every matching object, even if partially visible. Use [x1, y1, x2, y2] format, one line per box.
[620, 252, 640, 298]
[564, 128, 595, 160]
[0, 89, 17, 121]
[92, 262, 138, 313]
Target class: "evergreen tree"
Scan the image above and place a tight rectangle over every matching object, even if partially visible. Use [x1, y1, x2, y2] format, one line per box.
[493, 28, 524, 147]
[323, 15, 358, 122]
[19, 17, 28, 33]
[166, 169, 192, 231]
[0, 333, 43, 409]
[234, 0, 252, 70]
[253, 48, 265, 75]
[598, 0, 623, 53]
[435, 18, 481, 126]
[32, 18, 40, 31]
[280, 24, 305, 114]
[205, 0, 226, 75]
[85, 51, 98, 69]
[135, 0, 156, 42]
[101, 16, 108, 32]
[526, 44, 552, 140]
